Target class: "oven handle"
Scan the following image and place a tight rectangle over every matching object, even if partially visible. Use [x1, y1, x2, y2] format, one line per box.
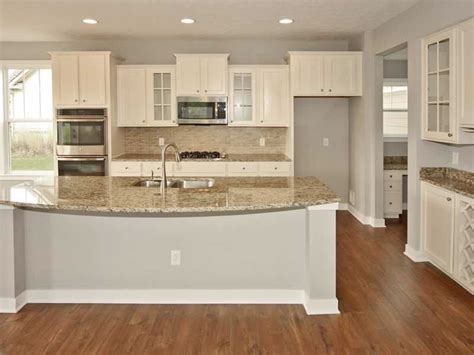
[56, 118, 106, 123]
[57, 157, 106, 161]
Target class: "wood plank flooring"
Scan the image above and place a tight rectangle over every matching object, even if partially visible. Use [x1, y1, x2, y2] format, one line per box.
[1, 211, 473, 354]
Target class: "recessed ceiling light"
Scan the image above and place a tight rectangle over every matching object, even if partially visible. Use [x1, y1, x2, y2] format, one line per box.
[279, 18, 294, 24]
[82, 18, 98, 25]
[181, 18, 195, 24]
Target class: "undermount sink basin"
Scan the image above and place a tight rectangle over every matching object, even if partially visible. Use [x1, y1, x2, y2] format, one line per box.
[133, 178, 215, 189]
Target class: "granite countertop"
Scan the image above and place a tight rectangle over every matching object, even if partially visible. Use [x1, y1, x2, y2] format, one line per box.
[420, 167, 474, 199]
[384, 156, 408, 171]
[112, 153, 292, 162]
[0, 176, 340, 214]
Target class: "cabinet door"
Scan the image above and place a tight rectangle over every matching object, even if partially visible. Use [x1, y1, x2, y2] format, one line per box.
[324, 54, 361, 96]
[422, 183, 455, 273]
[79, 54, 107, 106]
[229, 68, 257, 126]
[258, 67, 290, 127]
[146, 68, 177, 127]
[423, 29, 456, 142]
[117, 68, 147, 127]
[52, 54, 80, 106]
[291, 55, 324, 96]
[201, 57, 228, 95]
[176, 56, 201, 95]
[459, 18, 474, 128]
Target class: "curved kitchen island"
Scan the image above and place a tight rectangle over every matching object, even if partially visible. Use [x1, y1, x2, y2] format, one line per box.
[0, 176, 340, 315]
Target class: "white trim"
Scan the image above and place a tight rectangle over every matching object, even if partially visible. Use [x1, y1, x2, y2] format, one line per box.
[339, 202, 348, 210]
[404, 244, 428, 262]
[0, 292, 27, 313]
[3, 289, 340, 316]
[303, 294, 339, 315]
[0, 204, 14, 210]
[0, 60, 51, 69]
[306, 202, 340, 211]
[348, 204, 386, 227]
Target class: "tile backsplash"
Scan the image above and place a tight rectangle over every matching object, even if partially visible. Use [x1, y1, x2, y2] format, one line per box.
[124, 127, 288, 155]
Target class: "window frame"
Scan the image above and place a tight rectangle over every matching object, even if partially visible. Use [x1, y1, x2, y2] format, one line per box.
[1, 60, 54, 176]
[383, 78, 408, 139]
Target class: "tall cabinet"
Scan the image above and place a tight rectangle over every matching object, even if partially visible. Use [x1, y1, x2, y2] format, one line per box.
[422, 18, 474, 144]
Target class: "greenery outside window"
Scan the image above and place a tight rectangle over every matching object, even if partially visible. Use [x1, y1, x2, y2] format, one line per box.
[4, 65, 54, 174]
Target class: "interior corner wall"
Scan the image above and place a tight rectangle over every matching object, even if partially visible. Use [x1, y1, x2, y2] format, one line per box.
[372, 0, 474, 250]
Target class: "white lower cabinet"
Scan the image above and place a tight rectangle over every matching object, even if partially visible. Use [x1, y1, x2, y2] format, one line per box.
[384, 170, 407, 218]
[110, 161, 292, 177]
[421, 181, 473, 293]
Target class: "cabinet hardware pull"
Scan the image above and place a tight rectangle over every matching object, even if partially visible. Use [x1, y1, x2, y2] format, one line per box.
[205, 90, 208, 93]
[321, 89, 324, 92]
[196, 90, 200, 93]
[389, 202, 392, 205]
[447, 197, 452, 201]
[390, 185, 392, 188]
[389, 175, 393, 178]
[274, 167, 278, 170]
[329, 89, 332, 92]
[83, 100, 86, 103]
[242, 167, 246, 170]
[75, 99, 79, 102]
[448, 133, 453, 137]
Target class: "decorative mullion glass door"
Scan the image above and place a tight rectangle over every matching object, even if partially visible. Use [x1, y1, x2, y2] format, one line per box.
[230, 70, 256, 125]
[147, 69, 176, 126]
[426, 32, 455, 141]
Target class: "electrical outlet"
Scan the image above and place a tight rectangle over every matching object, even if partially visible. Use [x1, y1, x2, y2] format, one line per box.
[323, 138, 329, 147]
[159, 137, 165, 146]
[259, 137, 266, 147]
[170, 250, 181, 266]
[452, 152, 459, 165]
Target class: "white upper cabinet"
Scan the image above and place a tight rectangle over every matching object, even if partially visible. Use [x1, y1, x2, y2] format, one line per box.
[258, 67, 290, 126]
[117, 67, 147, 126]
[175, 54, 229, 96]
[51, 52, 109, 107]
[117, 65, 177, 127]
[229, 65, 290, 127]
[288, 51, 362, 97]
[422, 18, 474, 144]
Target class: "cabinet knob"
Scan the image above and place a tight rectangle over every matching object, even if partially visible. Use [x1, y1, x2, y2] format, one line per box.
[329, 89, 332, 92]
[389, 175, 393, 178]
[448, 133, 453, 137]
[125, 167, 129, 170]
[321, 89, 324, 92]
[260, 120, 263, 123]
[82, 99, 86, 103]
[390, 185, 393, 188]
[242, 167, 246, 170]
[274, 167, 278, 170]
[205, 90, 208, 93]
[447, 197, 452, 202]
[196, 90, 200, 93]
[75, 99, 79, 102]
[389, 202, 392, 205]
[142, 120, 146, 123]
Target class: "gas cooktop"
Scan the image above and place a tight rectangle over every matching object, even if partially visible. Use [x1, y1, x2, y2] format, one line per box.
[179, 151, 225, 160]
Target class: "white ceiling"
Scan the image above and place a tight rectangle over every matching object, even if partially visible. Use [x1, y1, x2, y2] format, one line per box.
[0, 0, 420, 42]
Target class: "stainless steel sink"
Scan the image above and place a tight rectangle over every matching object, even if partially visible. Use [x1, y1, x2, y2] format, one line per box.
[133, 178, 215, 189]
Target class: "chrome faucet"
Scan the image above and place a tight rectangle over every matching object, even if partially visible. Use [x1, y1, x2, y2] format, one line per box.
[160, 143, 181, 194]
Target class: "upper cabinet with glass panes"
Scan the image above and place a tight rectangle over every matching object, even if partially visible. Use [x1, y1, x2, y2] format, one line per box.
[422, 18, 474, 144]
[229, 67, 257, 126]
[117, 65, 176, 127]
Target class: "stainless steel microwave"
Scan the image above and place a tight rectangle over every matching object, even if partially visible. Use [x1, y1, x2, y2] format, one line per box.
[177, 96, 227, 125]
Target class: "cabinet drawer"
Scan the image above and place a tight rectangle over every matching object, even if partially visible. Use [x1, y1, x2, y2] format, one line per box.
[227, 162, 259, 175]
[384, 181, 402, 192]
[110, 162, 142, 176]
[384, 170, 404, 181]
[384, 192, 402, 213]
[173, 162, 227, 176]
[259, 162, 291, 176]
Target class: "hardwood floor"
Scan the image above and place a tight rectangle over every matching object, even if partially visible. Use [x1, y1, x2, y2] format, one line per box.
[1, 211, 473, 354]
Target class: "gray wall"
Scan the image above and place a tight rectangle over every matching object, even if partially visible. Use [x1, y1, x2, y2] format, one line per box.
[294, 98, 349, 202]
[384, 142, 408, 156]
[354, 0, 474, 251]
[383, 59, 408, 79]
[0, 39, 348, 63]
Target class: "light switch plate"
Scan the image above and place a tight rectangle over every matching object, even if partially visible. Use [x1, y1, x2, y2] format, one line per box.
[259, 137, 266, 147]
[159, 137, 165, 146]
[323, 138, 329, 147]
[170, 250, 181, 266]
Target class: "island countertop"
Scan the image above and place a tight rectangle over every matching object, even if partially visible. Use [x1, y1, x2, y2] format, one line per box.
[0, 176, 340, 214]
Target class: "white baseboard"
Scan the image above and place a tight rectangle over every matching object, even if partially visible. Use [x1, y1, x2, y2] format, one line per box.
[404, 244, 428, 262]
[2, 289, 340, 316]
[0, 291, 27, 313]
[303, 294, 339, 315]
[348, 205, 386, 228]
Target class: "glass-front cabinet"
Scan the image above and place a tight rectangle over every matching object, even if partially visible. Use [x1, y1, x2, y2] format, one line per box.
[422, 18, 474, 144]
[423, 28, 456, 142]
[229, 67, 257, 126]
[146, 67, 177, 126]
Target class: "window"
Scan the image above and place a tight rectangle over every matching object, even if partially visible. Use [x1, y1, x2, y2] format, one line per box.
[2, 65, 53, 174]
[383, 80, 408, 138]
